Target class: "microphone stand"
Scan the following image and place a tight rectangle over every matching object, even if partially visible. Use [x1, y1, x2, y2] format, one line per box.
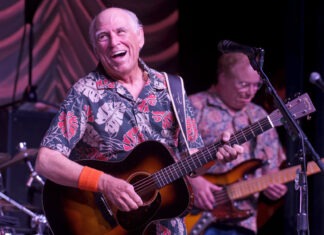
[248, 50, 324, 235]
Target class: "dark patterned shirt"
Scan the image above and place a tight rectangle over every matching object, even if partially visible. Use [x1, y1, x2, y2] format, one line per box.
[41, 60, 203, 234]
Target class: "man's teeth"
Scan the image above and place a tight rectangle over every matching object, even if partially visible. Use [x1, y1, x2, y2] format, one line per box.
[113, 51, 126, 57]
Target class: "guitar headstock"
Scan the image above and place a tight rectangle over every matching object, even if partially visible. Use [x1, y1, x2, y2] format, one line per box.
[269, 93, 316, 127]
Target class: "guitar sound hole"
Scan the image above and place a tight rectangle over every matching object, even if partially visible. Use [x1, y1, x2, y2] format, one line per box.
[129, 172, 158, 204]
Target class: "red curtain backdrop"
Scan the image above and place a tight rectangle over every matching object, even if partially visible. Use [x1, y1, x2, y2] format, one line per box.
[0, 0, 179, 108]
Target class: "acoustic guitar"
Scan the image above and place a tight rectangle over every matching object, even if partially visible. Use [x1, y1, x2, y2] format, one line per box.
[184, 158, 324, 235]
[42, 93, 315, 235]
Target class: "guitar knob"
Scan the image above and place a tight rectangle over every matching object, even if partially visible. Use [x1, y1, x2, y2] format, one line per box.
[191, 230, 198, 235]
[206, 212, 212, 218]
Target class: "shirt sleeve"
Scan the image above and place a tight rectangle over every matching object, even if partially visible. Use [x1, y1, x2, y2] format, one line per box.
[40, 86, 89, 157]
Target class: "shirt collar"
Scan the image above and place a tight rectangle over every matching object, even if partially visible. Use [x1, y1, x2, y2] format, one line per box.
[95, 59, 167, 91]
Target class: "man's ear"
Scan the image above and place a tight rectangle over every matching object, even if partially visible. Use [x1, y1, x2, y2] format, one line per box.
[138, 27, 145, 48]
[218, 73, 227, 85]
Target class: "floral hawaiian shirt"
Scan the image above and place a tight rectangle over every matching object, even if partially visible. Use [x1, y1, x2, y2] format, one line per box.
[189, 88, 286, 233]
[40, 60, 204, 234]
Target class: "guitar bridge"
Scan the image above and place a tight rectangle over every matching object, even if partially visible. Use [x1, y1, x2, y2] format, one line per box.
[99, 193, 113, 216]
[94, 193, 117, 226]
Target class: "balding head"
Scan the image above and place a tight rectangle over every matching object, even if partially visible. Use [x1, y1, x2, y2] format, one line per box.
[89, 7, 142, 50]
[217, 52, 252, 79]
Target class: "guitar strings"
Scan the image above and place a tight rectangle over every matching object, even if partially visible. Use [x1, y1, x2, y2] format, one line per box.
[130, 116, 269, 195]
[132, 104, 302, 196]
[132, 117, 273, 195]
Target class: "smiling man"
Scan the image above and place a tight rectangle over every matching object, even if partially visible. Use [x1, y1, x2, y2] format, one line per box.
[35, 8, 243, 235]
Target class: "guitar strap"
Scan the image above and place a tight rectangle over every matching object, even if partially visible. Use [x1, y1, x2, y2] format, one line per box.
[164, 72, 190, 152]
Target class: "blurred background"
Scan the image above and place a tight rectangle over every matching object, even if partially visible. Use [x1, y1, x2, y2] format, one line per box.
[0, 0, 323, 234]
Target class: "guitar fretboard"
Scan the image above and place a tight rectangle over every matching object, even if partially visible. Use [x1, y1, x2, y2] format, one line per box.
[227, 160, 322, 200]
[153, 117, 273, 188]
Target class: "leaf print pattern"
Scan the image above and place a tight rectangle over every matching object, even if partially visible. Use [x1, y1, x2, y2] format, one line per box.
[83, 105, 94, 122]
[152, 111, 173, 129]
[96, 101, 126, 134]
[138, 94, 157, 113]
[123, 127, 145, 151]
[82, 125, 102, 148]
[74, 77, 104, 103]
[58, 111, 78, 140]
[135, 112, 152, 135]
[96, 78, 115, 89]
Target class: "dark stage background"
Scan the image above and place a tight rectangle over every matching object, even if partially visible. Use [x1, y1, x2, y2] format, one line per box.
[0, 0, 324, 234]
[179, 1, 324, 234]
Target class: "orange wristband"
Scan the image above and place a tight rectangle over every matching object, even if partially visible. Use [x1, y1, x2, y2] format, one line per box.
[78, 166, 104, 192]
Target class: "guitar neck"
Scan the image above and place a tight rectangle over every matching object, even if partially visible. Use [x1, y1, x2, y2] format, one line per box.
[227, 160, 323, 200]
[154, 116, 273, 188]
[154, 93, 314, 189]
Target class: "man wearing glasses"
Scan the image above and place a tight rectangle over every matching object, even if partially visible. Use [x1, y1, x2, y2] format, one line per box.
[188, 52, 287, 235]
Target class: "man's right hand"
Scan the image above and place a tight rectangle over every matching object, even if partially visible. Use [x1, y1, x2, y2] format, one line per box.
[98, 174, 143, 211]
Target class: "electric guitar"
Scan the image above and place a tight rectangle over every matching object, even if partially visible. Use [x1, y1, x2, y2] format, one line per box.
[184, 158, 324, 235]
[42, 93, 315, 235]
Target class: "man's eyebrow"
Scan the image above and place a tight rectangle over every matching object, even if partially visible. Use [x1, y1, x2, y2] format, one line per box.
[95, 30, 108, 38]
[96, 30, 106, 34]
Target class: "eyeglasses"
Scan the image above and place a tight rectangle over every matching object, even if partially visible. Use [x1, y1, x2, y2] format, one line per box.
[235, 80, 263, 90]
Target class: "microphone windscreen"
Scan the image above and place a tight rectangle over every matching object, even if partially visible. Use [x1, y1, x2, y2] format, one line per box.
[309, 72, 321, 84]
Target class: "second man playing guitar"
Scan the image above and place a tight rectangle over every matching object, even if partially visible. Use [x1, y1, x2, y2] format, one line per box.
[189, 51, 288, 235]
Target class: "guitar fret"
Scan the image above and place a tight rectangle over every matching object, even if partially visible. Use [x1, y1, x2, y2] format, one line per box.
[240, 129, 248, 142]
[243, 129, 255, 141]
[168, 165, 176, 182]
[257, 120, 264, 133]
[178, 160, 186, 177]
[156, 170, 166, 187]
[195, 154, 204, 167]
[171, 164, 180, 182]
[233, 133, 239, 145]
[205, 147, 213, 162]
[253, 122, 264, 136]
[237, 134, 246, 145]
[191, 156, 199, 170]
[249, 125, 255, 136]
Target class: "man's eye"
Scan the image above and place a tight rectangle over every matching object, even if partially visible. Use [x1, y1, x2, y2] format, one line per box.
[97, 33, 108, 42]
[117, 29, 126, 35]
[240, 82, 248, 87]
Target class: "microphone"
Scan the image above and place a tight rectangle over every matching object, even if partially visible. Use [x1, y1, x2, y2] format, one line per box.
[309, 72, 324, 92]
[217, 40, 261, 58]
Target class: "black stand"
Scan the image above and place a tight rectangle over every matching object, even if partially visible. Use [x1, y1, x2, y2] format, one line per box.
[0, 0, 58, 111]
[247, 49, 324, 235]
[0, 192, 48, 235]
